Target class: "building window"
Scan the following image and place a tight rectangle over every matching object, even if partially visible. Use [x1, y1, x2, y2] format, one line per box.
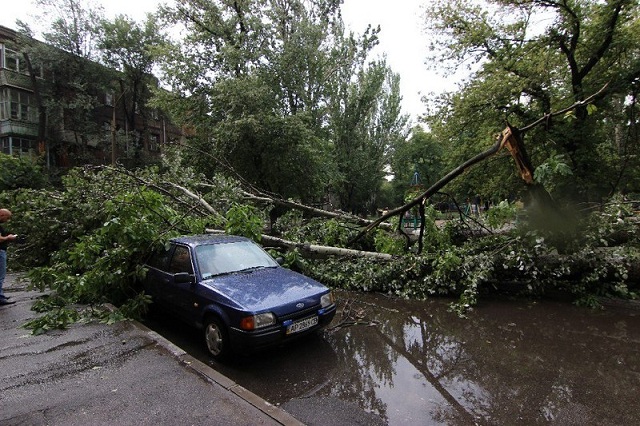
[0, 88, 37, 122]
[102, 121, 111, 143]
[149, 134, 160, 152]
[1, 44, 43, 77]
[0, 90, 6, 120]
[5, 50, 19, 72]
[1, 137, 9, 154]
[0, 136, 36, 157]
[1, 47, 23, 73]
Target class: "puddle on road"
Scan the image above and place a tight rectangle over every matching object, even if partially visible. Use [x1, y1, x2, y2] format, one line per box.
[210, 290, 640, 425]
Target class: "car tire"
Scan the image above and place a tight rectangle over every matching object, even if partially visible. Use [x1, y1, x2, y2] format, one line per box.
[204, 317, 229, 360]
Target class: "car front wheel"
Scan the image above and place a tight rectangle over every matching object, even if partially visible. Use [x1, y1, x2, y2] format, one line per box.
[204, 317, 229, 360]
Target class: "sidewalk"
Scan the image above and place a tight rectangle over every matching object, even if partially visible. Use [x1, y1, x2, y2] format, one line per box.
[0, 273, 303, 426]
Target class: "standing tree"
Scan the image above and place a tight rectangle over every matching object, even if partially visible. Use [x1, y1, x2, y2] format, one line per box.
[423, 0, 640, 204]
[389, 125, 445, 200]
[329, 62, 408, 214]
[98, 14, 169, 164]
[153, 0, 407, 211]
[35, 0, 105, 61]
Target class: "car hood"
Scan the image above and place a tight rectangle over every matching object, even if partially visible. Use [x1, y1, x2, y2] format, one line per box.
[202, 267, 328, 312]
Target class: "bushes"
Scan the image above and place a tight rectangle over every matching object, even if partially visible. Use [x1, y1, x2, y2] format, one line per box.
[0, 153, 47, 192]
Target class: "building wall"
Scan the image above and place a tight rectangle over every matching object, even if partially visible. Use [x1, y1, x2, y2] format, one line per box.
[0, 25, 182, 168]
[0, 29, 40, 158]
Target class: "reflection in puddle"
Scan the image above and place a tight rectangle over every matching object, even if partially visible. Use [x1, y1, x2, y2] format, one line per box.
[323, 294, 482, 424]
[157, 289, 640, 425]
[311, 290, 640, 425]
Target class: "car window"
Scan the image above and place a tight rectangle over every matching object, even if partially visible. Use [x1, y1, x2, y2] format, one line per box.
[195, 241, 278, 278]
[147, 244, 173, 272]
[169, 245, 194, 274]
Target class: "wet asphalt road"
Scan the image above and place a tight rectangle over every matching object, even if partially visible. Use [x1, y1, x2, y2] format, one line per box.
[0, 274, 296, 426]
[144, 290, 640, 425]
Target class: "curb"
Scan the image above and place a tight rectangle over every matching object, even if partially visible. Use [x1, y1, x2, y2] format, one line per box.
[127, 318, 304, 426]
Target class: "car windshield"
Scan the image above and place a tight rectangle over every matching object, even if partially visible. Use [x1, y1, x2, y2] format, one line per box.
[195, 240, 279, 279]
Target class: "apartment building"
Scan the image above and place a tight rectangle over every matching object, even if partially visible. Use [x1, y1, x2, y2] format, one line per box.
[0, 25, 181, 168]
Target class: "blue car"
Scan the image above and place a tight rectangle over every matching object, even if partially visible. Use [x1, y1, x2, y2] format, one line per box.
[142, 234, 337, 360]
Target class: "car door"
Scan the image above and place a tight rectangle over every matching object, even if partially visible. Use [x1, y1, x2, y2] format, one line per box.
[165, 244, 198, 324]
[144, 244, 175, 308]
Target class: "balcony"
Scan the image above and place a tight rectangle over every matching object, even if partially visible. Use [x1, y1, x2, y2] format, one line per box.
[0, 119, 38, 137]
[0, 69, 34, 91]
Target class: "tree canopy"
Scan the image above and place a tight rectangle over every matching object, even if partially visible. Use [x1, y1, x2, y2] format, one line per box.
[98, 14, 168, 141]
[151, 0, 408, 212]
[422, 0, 640, 204]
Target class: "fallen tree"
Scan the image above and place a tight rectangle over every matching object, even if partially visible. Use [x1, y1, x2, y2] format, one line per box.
[237, 190, 392, 231]
[107, 85, 604, 261]
[170, 143, 393, 231]
[260, 234, 394, 260]
[349, 84, 609, 252]
[204, 228, 394, 260]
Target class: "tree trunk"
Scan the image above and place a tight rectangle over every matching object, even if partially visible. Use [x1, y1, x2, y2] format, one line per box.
[240, 190, 386, 228]
[202, 229, 394, 260]
[260, 234, 393, 260]
[349, 126, 512, 245]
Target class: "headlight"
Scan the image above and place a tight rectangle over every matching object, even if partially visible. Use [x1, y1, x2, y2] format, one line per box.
[320, 291, 334, 308]
[240, 312, 275, 330]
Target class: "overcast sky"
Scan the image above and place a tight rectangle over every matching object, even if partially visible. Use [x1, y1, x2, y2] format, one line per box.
[1, 0, 458, 123]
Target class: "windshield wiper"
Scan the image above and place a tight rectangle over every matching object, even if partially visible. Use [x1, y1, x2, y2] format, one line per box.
[202, 270, 236, 279]
[202, 266, 271, 278]
[238, 265, 267, 273]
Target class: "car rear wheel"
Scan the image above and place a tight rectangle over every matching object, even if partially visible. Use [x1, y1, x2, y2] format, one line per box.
[204, 317, 229, 360]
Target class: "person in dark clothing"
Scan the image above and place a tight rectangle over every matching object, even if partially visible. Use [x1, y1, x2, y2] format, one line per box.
[0, 209, 17, 305]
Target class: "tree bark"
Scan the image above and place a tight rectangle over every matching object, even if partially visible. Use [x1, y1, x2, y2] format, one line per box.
[202, 229, 394, 260]
[260, 234, 393, 260]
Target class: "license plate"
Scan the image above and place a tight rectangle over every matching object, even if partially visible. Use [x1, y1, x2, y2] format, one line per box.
[286, 316, 318, 335]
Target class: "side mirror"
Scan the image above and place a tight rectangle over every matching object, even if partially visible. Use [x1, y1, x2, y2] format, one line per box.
[275, 257, 284, 265]
[174, 272, 195, 284]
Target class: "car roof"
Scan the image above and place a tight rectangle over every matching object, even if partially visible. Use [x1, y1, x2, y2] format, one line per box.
[171, 234, 251, 248]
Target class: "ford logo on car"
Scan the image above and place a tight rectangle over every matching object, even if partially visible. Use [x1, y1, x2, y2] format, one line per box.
[296, 303, 305, 308]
